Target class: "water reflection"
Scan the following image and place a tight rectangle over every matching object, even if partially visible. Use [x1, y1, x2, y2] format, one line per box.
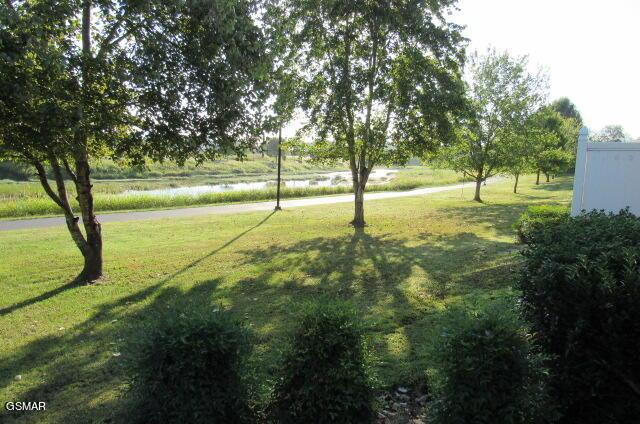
[123, 169, 398, 197]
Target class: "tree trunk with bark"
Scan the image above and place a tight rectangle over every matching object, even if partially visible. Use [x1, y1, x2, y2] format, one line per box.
[536, 170, 540, 185]
[73, 146, 103, 281]
[69, 0, 102, 281]
[352, 182, 365, 227]
[33, 150, 102, 282]
[474, 176, 483, 202]
[350, 163, 370, 227]
[546, 173, 550, 182]
[513, 173, 519, 193]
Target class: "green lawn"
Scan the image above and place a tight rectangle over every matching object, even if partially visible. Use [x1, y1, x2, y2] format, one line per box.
[0, 175, 573, 423]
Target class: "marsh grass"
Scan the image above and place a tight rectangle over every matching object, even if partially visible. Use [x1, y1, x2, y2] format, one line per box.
[0, 167, 464, 218]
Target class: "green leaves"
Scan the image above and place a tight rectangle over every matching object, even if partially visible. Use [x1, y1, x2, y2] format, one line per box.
[519, 209, 640, 422]
[432, 50, 550, 183]
[0, 0, 270, 166]
[267, 300, 375, 424]
[430, 303, 555, 424]
[278, 0, 465, 167]
[126, 308, 252, 423]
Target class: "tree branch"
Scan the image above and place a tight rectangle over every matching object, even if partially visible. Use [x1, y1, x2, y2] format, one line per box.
[47, 152, 77, 217]
[96, 17, 142, 60]
[62, 157, 78, 184]
[33, 161, 65, 210]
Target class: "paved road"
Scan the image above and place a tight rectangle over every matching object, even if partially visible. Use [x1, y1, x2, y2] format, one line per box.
[0, 180, 495, 231]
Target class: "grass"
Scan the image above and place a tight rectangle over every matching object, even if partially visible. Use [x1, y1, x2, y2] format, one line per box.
[0, 175, 573, 423]
[0, 155, 348, 181]
[0, 167, 464, 219]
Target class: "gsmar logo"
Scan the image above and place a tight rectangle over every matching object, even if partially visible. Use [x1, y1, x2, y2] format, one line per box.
[5, 401, 46, 412]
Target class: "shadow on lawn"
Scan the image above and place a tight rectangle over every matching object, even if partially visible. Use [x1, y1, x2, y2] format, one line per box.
[0, 212, 275, 319]
[1, 279, 226, 423]
[0, 280, 82, 317]
[531, 178, 573, 192]
[1, 215, 517, 422]
[225, 227, 519, 384]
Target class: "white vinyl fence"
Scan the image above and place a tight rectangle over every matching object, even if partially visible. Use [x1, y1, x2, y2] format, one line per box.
[571, 127, 640, 216]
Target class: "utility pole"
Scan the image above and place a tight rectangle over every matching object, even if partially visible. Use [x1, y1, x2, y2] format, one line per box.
[275, 126, 283, 211]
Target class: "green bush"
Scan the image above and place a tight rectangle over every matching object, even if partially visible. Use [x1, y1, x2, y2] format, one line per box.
[519, 209, 640, 423]
[514, 204, 569, 243]
[126, 310, 252, 424]
[267, 301, 375, 423]
[430, 304, 554, 424]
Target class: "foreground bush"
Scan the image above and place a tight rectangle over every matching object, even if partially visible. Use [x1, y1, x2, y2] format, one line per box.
[519, 209, 640, 423]
[126, 310, 251, 424]
[514, 204, 569, 243]
[430, 304, 554, 424]
[267, 301, 374, 423]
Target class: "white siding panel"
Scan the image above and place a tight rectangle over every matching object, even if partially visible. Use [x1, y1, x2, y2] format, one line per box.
[571, 128, 640, 215]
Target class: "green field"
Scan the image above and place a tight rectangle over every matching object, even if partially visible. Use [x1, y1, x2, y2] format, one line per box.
[0, 175, 572, 423]
[0, 165, 464, 219]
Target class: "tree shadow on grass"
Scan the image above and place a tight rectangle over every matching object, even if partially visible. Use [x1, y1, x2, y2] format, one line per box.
[0, 279, 226, 423]
[0, 280, 82, 317]
[530, 179, 573, 192]
[225, 227, 519, 386]
[433, 194, 570, 240]
[1, 212, 276, 423]
[0, 212, 275, 318]
[1, 216, 517, 422]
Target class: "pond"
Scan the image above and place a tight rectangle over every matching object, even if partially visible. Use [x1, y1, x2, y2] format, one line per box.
[123, 169, 398, 197]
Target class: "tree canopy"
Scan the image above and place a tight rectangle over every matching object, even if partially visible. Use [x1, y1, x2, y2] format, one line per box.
[276, 0, 466, 226]
[0, 0, 269, 280]
[432, 50, 549, 201]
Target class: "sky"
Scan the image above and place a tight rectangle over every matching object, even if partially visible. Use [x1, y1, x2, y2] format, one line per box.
[454, 0, 640, 138]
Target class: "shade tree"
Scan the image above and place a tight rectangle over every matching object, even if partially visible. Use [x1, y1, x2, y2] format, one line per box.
[0, 0, 268, 281]
[277, 0, 466, 227]
[528, 105, 579, 183]
[432, 50, 549, 202]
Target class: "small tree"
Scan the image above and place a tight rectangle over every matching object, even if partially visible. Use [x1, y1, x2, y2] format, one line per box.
[528, 106, 576, 184]
[0, 0, 267, 280]
[501, 130, 533, 194]
[279, 0, 466, 226]
[433, 50, 548, 202]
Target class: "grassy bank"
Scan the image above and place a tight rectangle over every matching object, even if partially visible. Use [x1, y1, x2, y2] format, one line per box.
[0, 167, 463, 219]
[1, 155, 346, 181]
[0, 176, 573, 423]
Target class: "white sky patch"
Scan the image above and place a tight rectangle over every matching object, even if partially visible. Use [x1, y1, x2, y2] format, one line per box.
[282, 1, 640, 139]
[453, 0, 640, 137]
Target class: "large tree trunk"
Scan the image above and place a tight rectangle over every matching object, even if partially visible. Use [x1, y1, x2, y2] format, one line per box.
[536, 170, 540, 185]
[513, 173, 519, 193]
[473, 177, 483, 202]
[352, 183, 365, 227]
[69, 1, 102, 281]
[545, 173, 550, 183]
[33, 153, 102, 282]
[73, 143, 102, 281]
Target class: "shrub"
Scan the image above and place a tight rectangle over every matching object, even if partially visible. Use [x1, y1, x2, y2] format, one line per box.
[267, 301, 375, 423]
[430, 304, 554, 424]
[126, 310, 251, 424]
[519, 209, 640, 423]
[514, 204, 569, 243]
